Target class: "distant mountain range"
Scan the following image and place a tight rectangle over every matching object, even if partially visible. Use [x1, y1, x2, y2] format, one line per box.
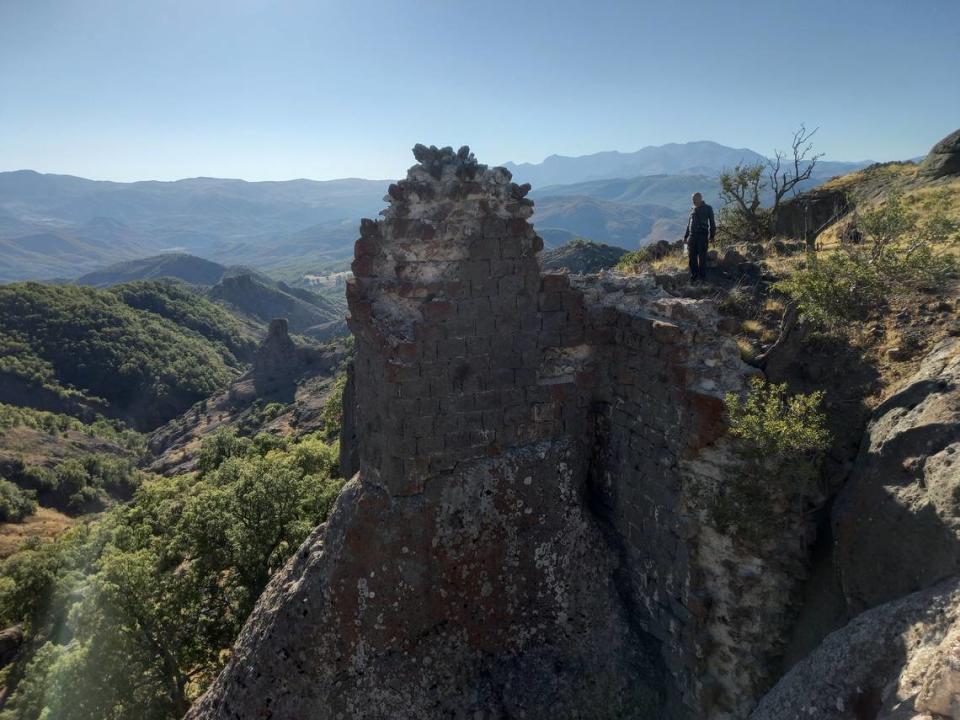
[0, 171, 386, 282]
[503, 140, 869, 188]
[0, 141, 877, 282]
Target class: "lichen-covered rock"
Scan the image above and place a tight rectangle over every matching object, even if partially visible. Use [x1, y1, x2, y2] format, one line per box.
[750, 577, 960, 720]
[187, 145, 766, 720]
[833, 337, 960, 612]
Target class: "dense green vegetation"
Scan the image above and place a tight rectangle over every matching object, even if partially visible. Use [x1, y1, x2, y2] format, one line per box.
[692, 379, 830, 546]
[0, 479, 37, 522]
[109, 280, 257, 364]
[12, 454, 147, 514]
[320, 373, 347, 440]
[0, 429, 344, 720]
[777, 193, 960, 325]
[0, 403, 144, 452]
[0, 283, 248, 429]
[0, 404, 147, 516]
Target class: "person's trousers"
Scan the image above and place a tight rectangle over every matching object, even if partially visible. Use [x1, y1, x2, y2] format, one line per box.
[688, 235, 708, 280]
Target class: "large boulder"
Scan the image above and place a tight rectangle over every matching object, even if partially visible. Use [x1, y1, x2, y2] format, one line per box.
[774, 187, 850, 242]
[833, 337, 960, 612]
[920, 128, 960, 179]
[751, 576, 960, 720]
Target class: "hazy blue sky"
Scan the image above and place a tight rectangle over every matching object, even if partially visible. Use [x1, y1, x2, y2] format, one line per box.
[1, 0, 957, 181]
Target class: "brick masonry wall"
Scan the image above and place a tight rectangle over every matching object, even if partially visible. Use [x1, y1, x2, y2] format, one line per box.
[190, 146, 794, 720]
[342, 145, 761, 715]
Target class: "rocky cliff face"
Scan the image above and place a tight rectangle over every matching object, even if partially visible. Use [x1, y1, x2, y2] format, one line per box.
[185, 147, 822, 719]
[774, 187, 850, 243]
[750, 336, 960, 719]
[834, 337, 960, 613]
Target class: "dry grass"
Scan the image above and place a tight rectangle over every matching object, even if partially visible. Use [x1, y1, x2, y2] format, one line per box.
[763, 298, 786, 313]
[736, 338, 757, 362]
[819, 161, 917, 195]
[818, 174, 960, 250]
[0, 507, 75, 559]
[649, 252, 688, 274]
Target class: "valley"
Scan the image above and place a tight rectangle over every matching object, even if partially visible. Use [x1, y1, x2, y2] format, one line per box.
[0, 131, 955, 719]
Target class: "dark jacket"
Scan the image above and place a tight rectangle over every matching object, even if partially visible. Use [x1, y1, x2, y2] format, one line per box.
[684, 203, 716, 242]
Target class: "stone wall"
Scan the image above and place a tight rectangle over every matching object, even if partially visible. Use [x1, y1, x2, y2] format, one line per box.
[188, 146, 797, 720]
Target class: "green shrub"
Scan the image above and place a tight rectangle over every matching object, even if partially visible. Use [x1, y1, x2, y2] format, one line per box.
[693, 378, 830, 546]
[321, 374, 347, 440]
[0, 478, 37, 522]
[0, 403, 144, 450]
[196, 429, 252, 475]
[777, 193, 959, 325]
[774, 251, 886, 325]
[14, 454, 145, 513]
[615, 247, 655, 274]
[716, 203, 771, 247]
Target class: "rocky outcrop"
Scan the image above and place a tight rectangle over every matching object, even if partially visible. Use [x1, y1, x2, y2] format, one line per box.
[541, 238, 628, 273]
[252, 318, 299, 380]
[774, 187, 850, 243]
[0, 625, 23, 668]
[833, 337, 960, 612]
[920, 128, 960, 179]
[751, 576, 960, 720]
[186, 146, 796, 720]
[147, 321, 345, 475]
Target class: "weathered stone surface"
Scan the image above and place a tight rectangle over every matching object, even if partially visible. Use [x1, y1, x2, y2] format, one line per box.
[750, 577, 960, 720]
[919, 127, 960, 179]
[720, 248, 747, 269]
[833, 337, 960, 612]
[187, 146, 769, 720]
[774, 187, 850, 243]
[253, 318, 298, 373]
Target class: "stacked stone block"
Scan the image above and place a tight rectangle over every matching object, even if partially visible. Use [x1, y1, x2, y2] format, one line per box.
[346, 144, 592, 496]
[190, 146, 771, 720]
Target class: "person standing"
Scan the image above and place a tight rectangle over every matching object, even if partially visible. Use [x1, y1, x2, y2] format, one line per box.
[684, 192, 716, 283]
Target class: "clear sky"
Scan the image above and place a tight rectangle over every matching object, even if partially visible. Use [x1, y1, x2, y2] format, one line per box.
[1, 0, 957, 182]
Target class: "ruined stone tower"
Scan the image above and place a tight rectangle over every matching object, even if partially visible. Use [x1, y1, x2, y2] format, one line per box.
[187, 146, 787, 720]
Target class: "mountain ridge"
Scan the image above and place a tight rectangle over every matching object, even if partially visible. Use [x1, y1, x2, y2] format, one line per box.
[0, 140, 879, 280]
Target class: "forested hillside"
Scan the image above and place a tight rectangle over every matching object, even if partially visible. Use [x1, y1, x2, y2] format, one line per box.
[0, 275, 348, 718]
[0, 283, 254, 430]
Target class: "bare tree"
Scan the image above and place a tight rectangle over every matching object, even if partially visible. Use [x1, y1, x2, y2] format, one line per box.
[717, 125, 824, 244]
[768, 124, 825, 219]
